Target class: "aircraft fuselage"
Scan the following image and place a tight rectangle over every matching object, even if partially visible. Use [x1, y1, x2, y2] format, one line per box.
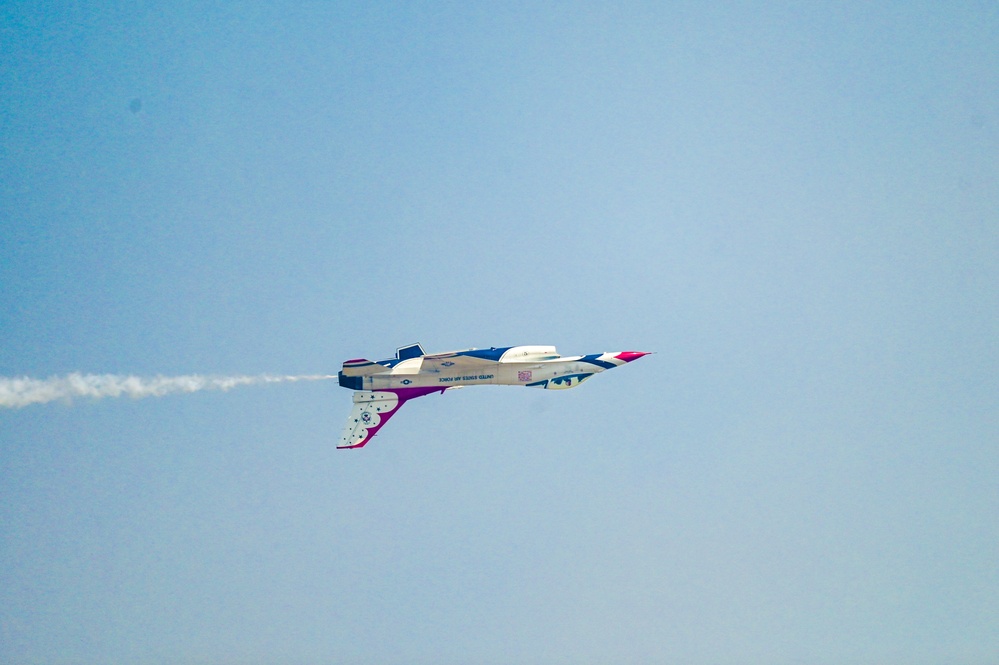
[335, 344, 648, 448]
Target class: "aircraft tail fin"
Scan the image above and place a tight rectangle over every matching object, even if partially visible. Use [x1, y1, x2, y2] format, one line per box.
[338, 387, 443, 449]
[338, 390, 402, 448]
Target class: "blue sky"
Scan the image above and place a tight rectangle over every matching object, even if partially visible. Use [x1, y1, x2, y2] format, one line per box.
[2, 2, 997, 663]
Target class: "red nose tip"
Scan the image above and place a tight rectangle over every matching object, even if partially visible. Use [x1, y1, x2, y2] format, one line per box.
[616, 351, 650, 363]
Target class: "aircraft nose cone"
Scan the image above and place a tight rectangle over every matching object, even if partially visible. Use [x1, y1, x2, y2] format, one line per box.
[616, 351, 650, 363]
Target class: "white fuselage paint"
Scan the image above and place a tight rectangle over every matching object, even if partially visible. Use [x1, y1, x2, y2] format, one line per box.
[357, 353, 616, 391]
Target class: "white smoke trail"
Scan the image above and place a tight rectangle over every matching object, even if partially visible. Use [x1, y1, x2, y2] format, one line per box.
[0, 373, 337, 409]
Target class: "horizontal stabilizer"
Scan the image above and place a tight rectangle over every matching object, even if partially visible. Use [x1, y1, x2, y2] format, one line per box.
[396, 343, 425, 360]
[340, 359, 387, 377]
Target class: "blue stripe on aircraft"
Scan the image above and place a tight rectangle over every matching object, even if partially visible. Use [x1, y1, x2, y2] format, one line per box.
[455, 347, 512, 362]
[579, 354, 616, 370]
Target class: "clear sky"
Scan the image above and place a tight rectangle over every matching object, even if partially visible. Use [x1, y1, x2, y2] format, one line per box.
[2, 2, 997, 663]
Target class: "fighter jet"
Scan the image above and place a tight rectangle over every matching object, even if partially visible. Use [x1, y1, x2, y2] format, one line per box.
[336, 344, 649, 448]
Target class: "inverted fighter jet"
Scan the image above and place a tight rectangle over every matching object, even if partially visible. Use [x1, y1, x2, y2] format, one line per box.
[336, 344, 649, 449]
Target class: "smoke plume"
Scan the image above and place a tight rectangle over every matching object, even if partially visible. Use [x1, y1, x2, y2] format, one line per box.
[0, 373, 337, 409]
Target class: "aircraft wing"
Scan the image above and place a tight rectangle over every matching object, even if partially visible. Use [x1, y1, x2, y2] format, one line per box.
[338, 387, 443, 449]
[420, 348, 505, 373]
